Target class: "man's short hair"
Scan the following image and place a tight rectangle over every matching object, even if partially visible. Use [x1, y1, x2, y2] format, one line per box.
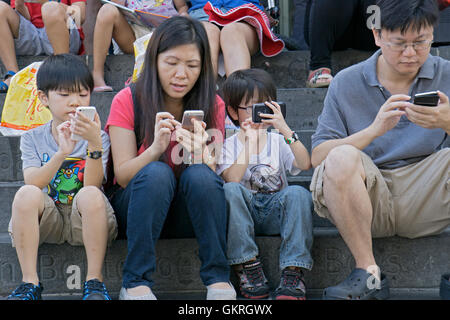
[376, 0, 439, 34]
[37, 54, 94, 95]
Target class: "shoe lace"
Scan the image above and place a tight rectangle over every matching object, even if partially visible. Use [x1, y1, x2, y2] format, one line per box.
[9, 283, 39, 300]
[83, 280, 111, 300]
[282, 270, 305, 291]
[243, 263, 267, 287]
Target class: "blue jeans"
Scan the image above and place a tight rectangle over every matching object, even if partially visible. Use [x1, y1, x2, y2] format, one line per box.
[224, 182, 314, 270]
[111, 162, 230, 289]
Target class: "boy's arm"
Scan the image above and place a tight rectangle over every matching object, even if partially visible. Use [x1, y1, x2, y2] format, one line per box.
[73, 112, 104, 188]
[22, 121, 76, 188]
[221, 146, 252, 183]
[282, 132, 311, 171]
[23, 151, 67, 189]
[221, 127, 258, 183]
[173, 0, 189, 15]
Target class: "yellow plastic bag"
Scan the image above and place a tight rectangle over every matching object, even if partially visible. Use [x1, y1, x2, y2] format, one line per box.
[132, 31, 153, 82]
[0, 62, 52, 132]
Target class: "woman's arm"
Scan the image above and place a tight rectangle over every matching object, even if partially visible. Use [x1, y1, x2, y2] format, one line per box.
[109, 126, 162, 188]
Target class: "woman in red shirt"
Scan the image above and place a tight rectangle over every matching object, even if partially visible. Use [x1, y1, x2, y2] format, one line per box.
[105, 16, 236, 300]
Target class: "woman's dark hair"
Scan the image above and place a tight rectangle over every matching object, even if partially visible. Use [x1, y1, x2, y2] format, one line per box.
[36, 54, 94, 95]
[134, 16, 217, 148]
[376, 0, 439, 34]
[222, 68, 277, 127]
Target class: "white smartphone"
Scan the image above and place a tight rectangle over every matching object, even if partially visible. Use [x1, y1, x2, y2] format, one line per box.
[71, 106, 97, 141]
[181, 110, 204, 131]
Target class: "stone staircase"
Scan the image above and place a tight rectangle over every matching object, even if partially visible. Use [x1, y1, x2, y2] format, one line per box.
[0, 48, 449, 300]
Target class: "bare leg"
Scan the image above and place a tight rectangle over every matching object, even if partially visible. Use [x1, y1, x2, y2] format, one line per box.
[0, 2, 20, 86]
[201, 21, 220, 77]
[220, 22, 259, 76]
[92, 4, 135, 88]
[322, 145, 378, 275]
[10, 186, 45, 285]
[76, 186, 109, 282]
[41, 2, 71, 54]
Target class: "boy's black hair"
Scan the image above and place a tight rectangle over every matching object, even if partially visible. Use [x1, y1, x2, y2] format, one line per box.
[376, 0, 439, 34]
[36, 54, 94, 95]
[222, 68, 277, 127]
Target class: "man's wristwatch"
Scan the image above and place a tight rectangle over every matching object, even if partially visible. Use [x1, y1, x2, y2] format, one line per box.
[284, 132, 299, 145]
[86, 149, 103, 159]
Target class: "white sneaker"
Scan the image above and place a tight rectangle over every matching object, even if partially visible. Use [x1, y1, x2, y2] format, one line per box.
[119, 287, 157, 300]
[206, 283, 236, 300]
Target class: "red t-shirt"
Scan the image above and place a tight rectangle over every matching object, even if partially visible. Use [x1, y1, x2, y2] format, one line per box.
[439, 0, 450, 10]
[11, 0, 86, 54]
[105, 86, 226, 172]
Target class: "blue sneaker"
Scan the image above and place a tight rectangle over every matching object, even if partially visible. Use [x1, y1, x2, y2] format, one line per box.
[7, 282, 43, 300]
[82, 279, 112, 300]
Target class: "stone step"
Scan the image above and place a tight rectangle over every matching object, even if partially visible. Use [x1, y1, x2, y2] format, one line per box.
[0, 228, 448, 297]
[0, 288, 442, 300]
[1, 46, 449, 90]
[0, 181, 333, 234]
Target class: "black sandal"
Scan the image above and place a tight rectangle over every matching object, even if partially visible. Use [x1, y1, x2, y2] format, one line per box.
[322, 268, 390, 300]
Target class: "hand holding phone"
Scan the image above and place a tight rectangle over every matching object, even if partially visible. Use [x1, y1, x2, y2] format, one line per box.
[181, 110, 205, 131]
[413, 91, 439, 107]
[252, 102, 286, 123]
[70, 106, 97, 141]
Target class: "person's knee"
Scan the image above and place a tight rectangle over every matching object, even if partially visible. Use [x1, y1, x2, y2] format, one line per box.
[0, 1, 12, 17]
[223, 182, 242, 196]
[12, 185, 42, 215]
[220, 23, 241, 45]
[286, 185, 312, 202]
[97, 4, 120, 23]
[324, 145, 363, 184]
[135, 161, 174, 186]
[76, 186, 105, 211]
[41, 2, 66, 23]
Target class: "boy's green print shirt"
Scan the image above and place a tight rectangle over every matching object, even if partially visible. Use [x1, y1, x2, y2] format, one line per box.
[47, 157, 85, 205]
[19, 121, 111, 204]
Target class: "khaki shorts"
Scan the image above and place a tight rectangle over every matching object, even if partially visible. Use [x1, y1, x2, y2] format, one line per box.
[9, 191, 118, 247]
[310, 148, 450, 239]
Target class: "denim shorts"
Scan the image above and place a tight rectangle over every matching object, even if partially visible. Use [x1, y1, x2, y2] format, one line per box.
[14, 11, 81, 56]
[188, 7, 228, 21]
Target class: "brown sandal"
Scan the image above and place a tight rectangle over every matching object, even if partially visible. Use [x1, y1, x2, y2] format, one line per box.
[307, 67, 333, 88]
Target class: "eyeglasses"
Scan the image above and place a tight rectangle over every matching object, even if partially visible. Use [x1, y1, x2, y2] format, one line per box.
[381, 38, 433, 52]
[237, 106, 253, 114]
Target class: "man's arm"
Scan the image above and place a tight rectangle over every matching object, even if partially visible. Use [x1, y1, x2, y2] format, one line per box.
[404, 91, 450, 135]
[311, 94, 410, 167]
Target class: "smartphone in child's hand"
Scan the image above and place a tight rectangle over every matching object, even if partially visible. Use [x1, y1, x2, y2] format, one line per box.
[71, 106, 97, 141]
[181, 110, 204, 131]
[252, 102, 286, 123]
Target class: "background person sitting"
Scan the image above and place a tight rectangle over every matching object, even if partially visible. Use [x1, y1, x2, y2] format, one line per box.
[91, 0, 189, 92]
[304, 0, 378, 88]
[0, 0, 86, 93]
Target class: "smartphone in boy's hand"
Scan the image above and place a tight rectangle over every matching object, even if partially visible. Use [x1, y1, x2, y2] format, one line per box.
[252, 102, 286, 123]
[71, 106, 97, 141]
